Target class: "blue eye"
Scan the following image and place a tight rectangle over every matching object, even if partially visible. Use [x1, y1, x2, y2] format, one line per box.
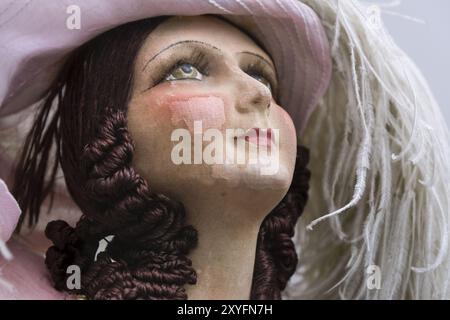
[165, 63, 203, 81]
[249, 73, 272, 92]
[181, 64, 193, 73]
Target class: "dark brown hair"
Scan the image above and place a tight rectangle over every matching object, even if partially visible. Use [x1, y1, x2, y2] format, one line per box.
[12, 16, 311, 299]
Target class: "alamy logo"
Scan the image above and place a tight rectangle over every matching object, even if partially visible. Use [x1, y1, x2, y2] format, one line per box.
[66, 5, 81, 30]
[366, 265, 381, 290]
[367, 5, 382, 30]
[66, 265, 81, 290]
[170, 121, 280, 176]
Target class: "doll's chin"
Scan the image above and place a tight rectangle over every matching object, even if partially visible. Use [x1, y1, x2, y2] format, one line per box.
[209, 162, 292, 191]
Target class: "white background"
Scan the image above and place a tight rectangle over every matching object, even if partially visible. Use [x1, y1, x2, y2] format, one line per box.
[370, 0, 450, 125]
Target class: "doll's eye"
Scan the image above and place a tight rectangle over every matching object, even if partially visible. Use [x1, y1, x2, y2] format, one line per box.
[165, 63, 203, 81]
[248, 73, 272, 93]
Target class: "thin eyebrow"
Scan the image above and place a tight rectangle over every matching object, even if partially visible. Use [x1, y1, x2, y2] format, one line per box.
[142, 40, 220, 71]
[142, 40, 275, 73]
[238, 51, 275, 71]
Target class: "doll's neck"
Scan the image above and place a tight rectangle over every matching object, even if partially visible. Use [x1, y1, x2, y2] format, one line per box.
[182, 195, 265, 300]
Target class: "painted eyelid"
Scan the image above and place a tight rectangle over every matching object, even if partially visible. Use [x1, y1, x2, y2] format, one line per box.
[143, 54, 209, 91]
[166, 65, 202, 81]
[164, 63, 204, 81]
[241, 62, 277, 90]
[163, 50, 211, 76]
[244, 69, 275, 93]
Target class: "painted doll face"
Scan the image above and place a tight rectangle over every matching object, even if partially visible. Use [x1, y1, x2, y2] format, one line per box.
[128, 15, 297, 210]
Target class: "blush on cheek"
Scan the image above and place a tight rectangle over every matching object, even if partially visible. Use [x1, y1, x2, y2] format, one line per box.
[280, 107, 296, 133]
[270, 106, 296, 138]
[166, 95, 226, 132]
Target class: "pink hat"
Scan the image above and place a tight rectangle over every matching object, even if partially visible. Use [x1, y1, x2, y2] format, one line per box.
[0, 0, 331, 239]
[0, 178, 20, 259]
[0, 0, 331, 134]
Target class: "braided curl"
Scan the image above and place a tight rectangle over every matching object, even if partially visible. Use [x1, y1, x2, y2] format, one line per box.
[44, 110, 310, 300]
[13, 17, 312, 300]
[45, 110, 197, 299]
[250, 146, 311, 299]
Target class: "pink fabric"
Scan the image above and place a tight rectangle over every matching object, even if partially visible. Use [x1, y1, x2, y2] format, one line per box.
[0, 179, 20, 243]
[0, 240, 70, 299]
[0, 180, 69, 299]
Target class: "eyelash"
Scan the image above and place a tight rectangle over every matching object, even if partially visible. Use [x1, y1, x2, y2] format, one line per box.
[241, 60, 275, 91]
[156, 49, 210, 84]
[155, 48, 275, 92]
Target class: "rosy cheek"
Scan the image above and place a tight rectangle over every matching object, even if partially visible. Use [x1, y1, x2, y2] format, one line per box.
[281, 108, 296, 137]
[273, 106, 296, 142]
[169, 96, 225, 132]
[159, 93, 226, 132]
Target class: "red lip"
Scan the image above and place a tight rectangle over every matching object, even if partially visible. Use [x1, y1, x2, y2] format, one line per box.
[242, 128, 274, 148]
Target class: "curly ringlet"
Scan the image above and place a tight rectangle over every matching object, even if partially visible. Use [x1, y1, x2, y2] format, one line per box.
[12, 17, 311, 299]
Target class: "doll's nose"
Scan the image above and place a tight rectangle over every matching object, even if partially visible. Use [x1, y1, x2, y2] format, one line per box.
[233, 72, 272, 114]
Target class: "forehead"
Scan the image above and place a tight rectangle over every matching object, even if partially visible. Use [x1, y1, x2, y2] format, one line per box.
[136, 15, 274, 67]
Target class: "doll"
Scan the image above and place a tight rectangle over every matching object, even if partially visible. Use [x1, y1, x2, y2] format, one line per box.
[0, 1, 330, 300]
[0, 0, 449, 300]
[12, 14, 316, 300]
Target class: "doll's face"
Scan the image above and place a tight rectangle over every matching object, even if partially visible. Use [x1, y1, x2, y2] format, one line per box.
[128, 15, 297, 211]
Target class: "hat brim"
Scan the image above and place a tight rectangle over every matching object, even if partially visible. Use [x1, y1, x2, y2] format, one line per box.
[0, 0, 331, 135]
[0, 0, 332, 242]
